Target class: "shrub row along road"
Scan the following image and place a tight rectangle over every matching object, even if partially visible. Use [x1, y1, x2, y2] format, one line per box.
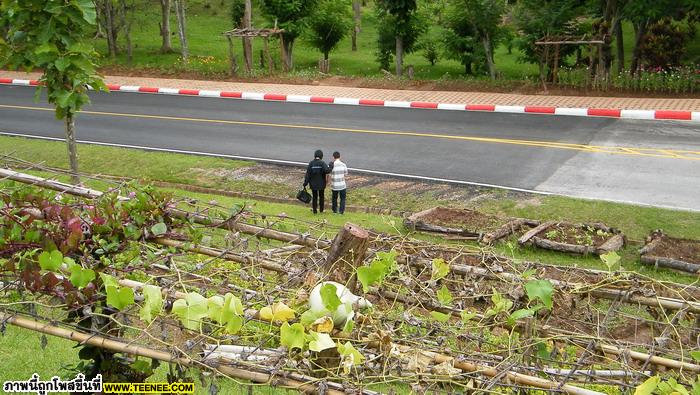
[1, 84, 699, 211]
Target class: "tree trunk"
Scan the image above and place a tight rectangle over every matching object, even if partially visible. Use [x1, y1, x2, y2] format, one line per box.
[351, 0, 361, 52]
[174, 0, 189, 60]
[482, 33, 496, 80]
[242, 0, 253, 72]
[630, 19, 648, 75]
[103, 0, 118, 57]
[599, 0, 617, 82]
[120, 0, 132, 64]
[395, 35, 403, 77]
[159, 0, 173, 53]
[615, 18, 624, 74]
[65, 112, 80, 185]
[323, 223, 369, 293]
[281, 37, 294, 70]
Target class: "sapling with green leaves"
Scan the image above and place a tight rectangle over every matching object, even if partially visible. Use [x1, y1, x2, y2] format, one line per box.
[0, 0, 107, 184]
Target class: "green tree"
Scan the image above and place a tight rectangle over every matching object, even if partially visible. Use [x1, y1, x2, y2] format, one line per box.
[260, 0, 318, 70]
[0, 0, 107, 184]
[376, 0, 423, 76]
[443, 0, 507, 79]
[624, 0, 698, 74]
[375, 3, 425, 74]
[308, 0, 353, 61]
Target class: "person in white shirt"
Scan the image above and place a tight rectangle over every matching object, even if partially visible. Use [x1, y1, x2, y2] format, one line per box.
[329, 151, 348, 214]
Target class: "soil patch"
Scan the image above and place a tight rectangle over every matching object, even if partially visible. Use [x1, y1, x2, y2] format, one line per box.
[520, 222, 625, 256]
[643, 236, 700, 265]
[540, 223, 613, 247]
[406, 207, 507, 236]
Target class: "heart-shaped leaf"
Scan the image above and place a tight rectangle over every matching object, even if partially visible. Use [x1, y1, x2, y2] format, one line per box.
[337, 341, 364, 374]
[308, 331, 335, 352]
[280, 322, 306, 351]
[431, 258, 449, 281]
[436, 285, 453, 306]
[320, 283, 342, 312]
[207, 293, 244, 334]
[38, 250, 63, 271]
[139, 285, 163, 323]
[106, 285, 135, 311]
[172, 292, 208, 331]
[259, 302, 295, 322]
[524, 280, 554, 310]
[69, 265, 95, 289]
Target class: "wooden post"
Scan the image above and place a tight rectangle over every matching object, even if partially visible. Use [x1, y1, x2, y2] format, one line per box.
[226, 35, 238, 76]
[552, 43, 560, 84]
[323, 223, 369, 292]
[264, 37, 273, 73]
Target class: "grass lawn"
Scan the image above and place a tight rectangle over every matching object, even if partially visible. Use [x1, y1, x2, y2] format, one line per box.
[3, 134, 700, 286]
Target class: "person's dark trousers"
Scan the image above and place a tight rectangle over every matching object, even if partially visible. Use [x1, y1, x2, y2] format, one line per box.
[312, 189, 325, 213]
[332, 189, 346, 214]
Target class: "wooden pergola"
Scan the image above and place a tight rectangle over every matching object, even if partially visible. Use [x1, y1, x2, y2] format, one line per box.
[222, 27, 285, 75]
[535, 35, 605, 85]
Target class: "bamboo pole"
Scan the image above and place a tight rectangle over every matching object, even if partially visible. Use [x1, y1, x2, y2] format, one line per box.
[0, 312, 348, 395]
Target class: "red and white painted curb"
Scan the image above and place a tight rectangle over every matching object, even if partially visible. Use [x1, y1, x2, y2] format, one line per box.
[2, 77, 698, 121]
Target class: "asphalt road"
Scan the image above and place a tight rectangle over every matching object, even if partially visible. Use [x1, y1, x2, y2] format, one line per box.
[1, 84, 699, 211]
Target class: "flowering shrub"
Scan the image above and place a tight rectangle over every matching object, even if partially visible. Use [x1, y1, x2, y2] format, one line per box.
[557, 66, 699, 94]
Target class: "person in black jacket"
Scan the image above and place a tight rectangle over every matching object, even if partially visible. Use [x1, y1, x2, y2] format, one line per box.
[303, 149, 331, 214]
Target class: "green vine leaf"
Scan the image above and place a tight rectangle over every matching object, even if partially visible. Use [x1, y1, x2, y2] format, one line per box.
[259, 302, 295, 323]
[690, 350, 700, 362]
[430, 311, 451, 323]
[139, 285, 164, 323]
[508, 308, 535, 326]
[524, 280, 554, 310]
[460, 310, 477, 324]
[337, 341, 364, 374]
[280, 322, 306, 351]
[634, 376, 660, 395]
[320, 283, 342, 312]
[485, 289, 514, 318]
[431, 258, 449, 281]
[105, 285, 135, 311]
[600, 251, 622, 272]
[300, 308, 326, 328]
[151, 222, 167, 236]
[172, 292, 208, 331]
[68, 265, 95, 289]
[436, 285, 453, 306]
[357, 250, 397, 292]
[308, 331, 335, 352]
[99, 273, 119, 288]
[207, 293, 244, 334]
[38, 250, 63, 271]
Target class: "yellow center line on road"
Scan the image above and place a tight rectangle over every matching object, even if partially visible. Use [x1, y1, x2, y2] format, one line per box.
[1, 103, 699, 162]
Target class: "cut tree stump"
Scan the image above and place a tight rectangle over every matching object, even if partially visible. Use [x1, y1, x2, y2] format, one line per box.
[322, 223, 369, 292]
